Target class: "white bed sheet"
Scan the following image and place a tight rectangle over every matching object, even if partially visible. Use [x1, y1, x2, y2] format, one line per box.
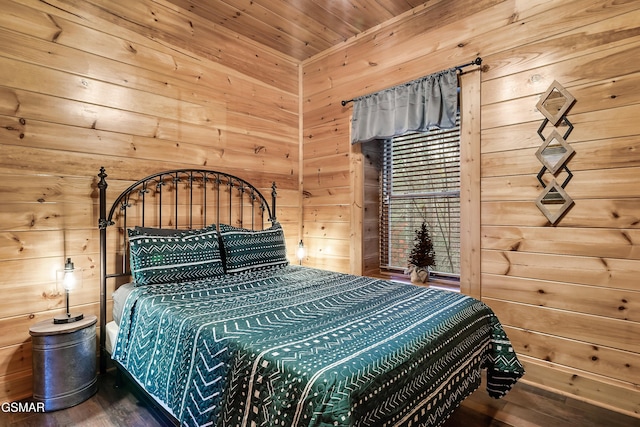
[105, 320, 119, 354]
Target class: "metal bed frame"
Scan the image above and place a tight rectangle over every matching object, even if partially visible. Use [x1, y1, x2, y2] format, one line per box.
[97, 167, 277, 374]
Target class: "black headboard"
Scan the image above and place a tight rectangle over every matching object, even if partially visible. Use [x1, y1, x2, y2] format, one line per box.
[97, 167, 277, 373]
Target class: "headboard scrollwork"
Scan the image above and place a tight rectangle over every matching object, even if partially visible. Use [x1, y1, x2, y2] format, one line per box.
[97, 167, 277, 372]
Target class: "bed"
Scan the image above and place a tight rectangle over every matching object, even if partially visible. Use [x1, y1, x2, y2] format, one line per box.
[97, 167, 524, 427]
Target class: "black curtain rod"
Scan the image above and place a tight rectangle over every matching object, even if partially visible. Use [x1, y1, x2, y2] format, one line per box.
[340, 57, 482, 107]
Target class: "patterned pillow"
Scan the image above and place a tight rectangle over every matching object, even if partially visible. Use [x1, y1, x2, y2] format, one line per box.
[128, 224, 224, 286]
[219, 223, 288, 274]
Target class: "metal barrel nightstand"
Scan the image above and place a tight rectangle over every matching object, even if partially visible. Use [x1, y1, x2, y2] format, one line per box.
[29, 314, 98, 411]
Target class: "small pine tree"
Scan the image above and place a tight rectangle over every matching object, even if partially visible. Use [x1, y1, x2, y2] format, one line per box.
[408, 222, 436, 270]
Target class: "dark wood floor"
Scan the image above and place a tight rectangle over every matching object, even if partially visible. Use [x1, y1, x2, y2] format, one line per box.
[2, 370, 638, 426]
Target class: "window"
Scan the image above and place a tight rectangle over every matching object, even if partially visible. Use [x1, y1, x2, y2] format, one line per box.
[379, 113, 461, 280]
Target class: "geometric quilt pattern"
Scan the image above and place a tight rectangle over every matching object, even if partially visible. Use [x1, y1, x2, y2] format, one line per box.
[128, 224, 224, 286]
[219, 222, 288, 274]
[112, 265, 524, 426]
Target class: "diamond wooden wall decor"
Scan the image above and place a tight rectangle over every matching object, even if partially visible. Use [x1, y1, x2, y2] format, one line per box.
[535, 80, 576, 224]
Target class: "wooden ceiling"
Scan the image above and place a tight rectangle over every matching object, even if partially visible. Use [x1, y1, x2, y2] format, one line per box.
[165, 0, 425, 60]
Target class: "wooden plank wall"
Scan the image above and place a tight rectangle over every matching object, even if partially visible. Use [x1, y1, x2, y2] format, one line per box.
[303, 0, 640, 418]
[0, 0, 300, 402]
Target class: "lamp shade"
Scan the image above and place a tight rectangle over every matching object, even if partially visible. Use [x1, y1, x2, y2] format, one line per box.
[296, 240, 306, 265]
[61, 258, 77, 290]
[54, 258, 84, 324]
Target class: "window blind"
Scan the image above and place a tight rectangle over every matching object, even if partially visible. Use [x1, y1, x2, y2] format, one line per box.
[380, 115, 461, 278]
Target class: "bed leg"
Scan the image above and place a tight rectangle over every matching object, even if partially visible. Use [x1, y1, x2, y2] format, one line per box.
[114, 368, 124, 388]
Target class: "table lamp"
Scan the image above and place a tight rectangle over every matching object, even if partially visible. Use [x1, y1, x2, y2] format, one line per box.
[297, 240, 306, 265]
[54, 258, 84, 324]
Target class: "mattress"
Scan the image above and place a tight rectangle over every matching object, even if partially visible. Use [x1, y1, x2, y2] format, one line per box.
[112, 282, 135, 326]
[106, 282, 135, 355]
[105, 320, 118, 355]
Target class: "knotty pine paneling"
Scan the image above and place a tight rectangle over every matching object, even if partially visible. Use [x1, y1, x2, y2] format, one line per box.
[482, 198, 640, 228]
[482, 137, 640, 178]
[302, 221, 352, 240]
[459, 70, 482, 298]
[481, 167, 640, 201]
[0, 0, 300, 402]
[302, 0, 510, 99]
[485, 298, 640, 358]
[164, 0, 340, 60]
[504, 326, 639, 386]
[477, 1, 640, 80]
[0, 343, 30, 379]
[482, 226, 640, 260]
[1, 0, 638, 418]
[482, 274, 639, 322]
[303, 0, 640, 417]
[0, 302, 101, 353]
[482, 92, 640, 134]
[482, 250, 639, 291]
[302, 186, 352, 207]
[482, 48, 640, 109]
[77, 0, 298, 94]
[518, 357, 640, 417]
